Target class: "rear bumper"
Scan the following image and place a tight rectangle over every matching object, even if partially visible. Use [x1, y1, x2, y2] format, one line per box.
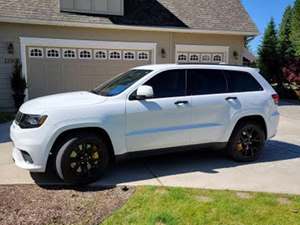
[267, 111, 280, 139]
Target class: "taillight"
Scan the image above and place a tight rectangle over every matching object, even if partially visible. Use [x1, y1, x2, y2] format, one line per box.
[272, 94, 280, 105]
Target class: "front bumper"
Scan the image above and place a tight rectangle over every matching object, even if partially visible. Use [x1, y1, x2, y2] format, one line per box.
[12, 145, 44, 172]
[10, 121, 49, 172]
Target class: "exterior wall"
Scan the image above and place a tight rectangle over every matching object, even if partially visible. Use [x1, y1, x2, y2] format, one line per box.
[0, 22, 245, 110]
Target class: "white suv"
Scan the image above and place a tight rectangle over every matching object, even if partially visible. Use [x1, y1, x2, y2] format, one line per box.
[11, 64, 280, 184]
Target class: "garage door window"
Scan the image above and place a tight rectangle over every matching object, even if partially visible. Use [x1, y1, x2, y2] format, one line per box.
[46, 48, 60, 59]
[177, 53, 188, 63]
[189, 54, 200, 63]
[94, 50, 107, 60]
[201, 54, 211, 63]
[79, 50, 92, 59]
[123, 51, 136, 60]
[63, 49, 76, 59]
[109, 51, 121, 60]
[137, 51, 150, 61]
[213, 54, 222, 63]
[29, 48, 43, 58]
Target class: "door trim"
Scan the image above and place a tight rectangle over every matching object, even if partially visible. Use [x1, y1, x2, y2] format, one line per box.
[20, 37, 157, 100]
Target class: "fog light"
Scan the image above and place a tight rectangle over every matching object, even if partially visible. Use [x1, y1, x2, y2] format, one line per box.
[20, 150, 33, 164]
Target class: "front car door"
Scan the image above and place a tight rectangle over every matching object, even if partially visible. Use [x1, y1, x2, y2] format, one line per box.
[187, 69, 233, 145]
[126, 69, 192, 152]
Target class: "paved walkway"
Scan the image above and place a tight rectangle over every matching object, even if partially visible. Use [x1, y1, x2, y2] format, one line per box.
[1, 101, 300, 195]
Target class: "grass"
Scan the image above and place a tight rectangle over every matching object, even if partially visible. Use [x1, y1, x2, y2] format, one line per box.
[0, 112, 15, 123]
[102, 186, 300, 225]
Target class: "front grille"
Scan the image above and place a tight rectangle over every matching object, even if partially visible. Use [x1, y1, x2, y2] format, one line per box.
[15, 111, 24, 125]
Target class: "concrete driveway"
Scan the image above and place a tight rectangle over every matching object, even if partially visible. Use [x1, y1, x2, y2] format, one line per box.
[1, 101, 300, 195]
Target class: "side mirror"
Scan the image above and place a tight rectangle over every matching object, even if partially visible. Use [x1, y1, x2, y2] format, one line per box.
[136, 85, 154, 100]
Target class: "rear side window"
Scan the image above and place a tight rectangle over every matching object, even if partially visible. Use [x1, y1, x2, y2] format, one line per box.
[188, 69, 227, 95]
[145, 70, 186, 98]
[225, 70, 263, 93]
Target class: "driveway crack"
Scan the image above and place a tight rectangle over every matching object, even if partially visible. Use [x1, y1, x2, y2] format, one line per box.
[143, 161, 164, 186]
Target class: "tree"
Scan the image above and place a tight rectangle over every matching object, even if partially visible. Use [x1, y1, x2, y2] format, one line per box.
[279, 6, 294, 63]
[258, 18, 281, 84]
[291, 0, 300, 56]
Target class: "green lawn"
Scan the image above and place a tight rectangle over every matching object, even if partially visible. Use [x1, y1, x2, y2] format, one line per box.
[102, 186, 300, 225]
[0, 112, 15, 123]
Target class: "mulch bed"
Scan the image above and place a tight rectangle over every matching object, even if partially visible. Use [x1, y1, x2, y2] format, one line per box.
[0, 184, 134, 225]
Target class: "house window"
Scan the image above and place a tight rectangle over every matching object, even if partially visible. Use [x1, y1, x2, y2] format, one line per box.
[123, 51, 136, 60]
[201, 54, 211, 63]
[94, 50, 107, 60]
[46, 48, 60, 58]
[109, 51, 121, 60]
[177, 53, 188, 63]
[63, 49, 76, 59]
[29, 48, 43, 58]
[137, 51, 150, 61]
[79, 49, 92, 59]
[213, 54, 222, 63]
[189, 54, 200, 63]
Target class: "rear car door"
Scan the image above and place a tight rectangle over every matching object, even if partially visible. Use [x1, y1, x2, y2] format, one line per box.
[187, 69, 233, 144]
[126, 69, 192, 152]
[224, 70, 265, 115]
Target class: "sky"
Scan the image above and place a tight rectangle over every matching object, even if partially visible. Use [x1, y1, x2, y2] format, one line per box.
[241, 0, 295, 54]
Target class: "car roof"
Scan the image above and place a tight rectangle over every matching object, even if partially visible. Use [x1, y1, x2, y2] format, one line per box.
[134, 64, 258, 73]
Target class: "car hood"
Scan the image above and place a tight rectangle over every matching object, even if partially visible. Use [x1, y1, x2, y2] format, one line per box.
[20, 91, 107, 114]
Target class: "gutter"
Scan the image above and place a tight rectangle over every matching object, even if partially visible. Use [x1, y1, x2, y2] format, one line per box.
[0, 16, 259, 36]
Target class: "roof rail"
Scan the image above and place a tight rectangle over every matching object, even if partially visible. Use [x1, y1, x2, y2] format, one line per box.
[176, 62, 254, 68]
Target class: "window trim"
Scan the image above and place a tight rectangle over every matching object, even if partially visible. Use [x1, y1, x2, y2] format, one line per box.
[78, 49, 92, 60]
[109, 50, 122, 60]
[46, 48, 60, 59]
[94, 50, 107, 60]
[29, 47, 44, 58]
[123, 51, 136, 61]
[62, 49, 77, 59]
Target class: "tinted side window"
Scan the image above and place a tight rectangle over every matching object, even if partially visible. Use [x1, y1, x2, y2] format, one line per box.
[145, 70, 186, 98]
[225, 71, 263, 93]
[188, 69, 227, 95]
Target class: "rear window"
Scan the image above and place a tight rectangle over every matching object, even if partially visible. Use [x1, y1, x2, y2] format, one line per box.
[225, 70, 263, 93]
[188, 69, 227, 95]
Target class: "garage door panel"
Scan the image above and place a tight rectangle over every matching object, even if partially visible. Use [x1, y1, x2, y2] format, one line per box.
[44, 62, 62, 94]
[27, 60, 47, 98]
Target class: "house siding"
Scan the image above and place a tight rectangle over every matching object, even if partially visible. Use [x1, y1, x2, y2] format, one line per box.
[0, 22, 245, 110]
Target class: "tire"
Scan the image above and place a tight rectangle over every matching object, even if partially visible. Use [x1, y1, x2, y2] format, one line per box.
[227, 121, 266, 162]
[55, 132, 110, 185]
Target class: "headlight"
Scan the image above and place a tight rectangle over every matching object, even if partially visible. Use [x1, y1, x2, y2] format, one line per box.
[17, 113, 48, 129]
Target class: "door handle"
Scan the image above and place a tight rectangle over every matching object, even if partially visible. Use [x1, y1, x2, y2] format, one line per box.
[225, 97, 238, 101]
[175, 101, 189, 106]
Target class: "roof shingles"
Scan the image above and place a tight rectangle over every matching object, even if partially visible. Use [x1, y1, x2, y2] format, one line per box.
[0, 0, 258, 34]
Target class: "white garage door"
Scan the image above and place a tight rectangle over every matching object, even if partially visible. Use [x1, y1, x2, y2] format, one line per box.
[175, 44, 229, 64]
[21, 38, 157, 99]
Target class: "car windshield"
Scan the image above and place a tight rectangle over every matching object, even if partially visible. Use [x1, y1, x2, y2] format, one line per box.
[92, 69, 152, 97]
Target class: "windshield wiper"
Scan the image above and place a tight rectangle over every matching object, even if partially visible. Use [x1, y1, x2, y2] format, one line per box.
[90, 90, 98, 94]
